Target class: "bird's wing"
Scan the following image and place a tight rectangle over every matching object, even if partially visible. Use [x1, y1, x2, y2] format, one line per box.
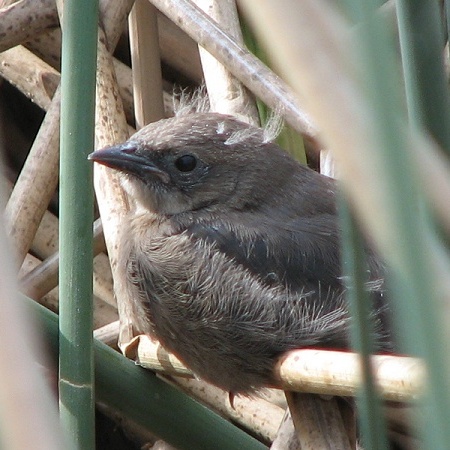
[184, 213, 343, 293]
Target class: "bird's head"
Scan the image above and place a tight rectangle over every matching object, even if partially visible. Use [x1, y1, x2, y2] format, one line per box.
[89, 113, 301, 216]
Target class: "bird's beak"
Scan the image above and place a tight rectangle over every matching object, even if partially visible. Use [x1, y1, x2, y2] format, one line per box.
[88, 144, 169, 183]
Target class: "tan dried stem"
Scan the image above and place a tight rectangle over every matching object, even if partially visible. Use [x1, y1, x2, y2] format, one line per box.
[0, 0, 58, 53]
[172, 377, 285, 443]
[19, 219, 106, 299]
[125, 336, 424, 401]
[285, 392, 353, 450]
[128, 0, 165, 128]
[0, 46, 59, 110]
[94, 27, 134, 348]
[4, 86, 61, 267]
[193, 0, 259, 125]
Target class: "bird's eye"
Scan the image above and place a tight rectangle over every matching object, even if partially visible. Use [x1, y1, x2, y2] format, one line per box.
[175, 154, 197, 172]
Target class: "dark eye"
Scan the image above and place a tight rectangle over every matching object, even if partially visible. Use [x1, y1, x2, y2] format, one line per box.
[175, 154, 197, 172]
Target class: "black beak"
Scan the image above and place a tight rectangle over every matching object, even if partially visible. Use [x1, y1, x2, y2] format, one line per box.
[88, 144, 169, 183]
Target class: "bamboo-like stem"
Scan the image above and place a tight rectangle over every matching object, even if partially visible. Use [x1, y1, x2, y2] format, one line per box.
[58, 0, 98, 447]
[0, 0, 58, 53]
[148, 0, 319, 147]
[128, 0, 165, 127]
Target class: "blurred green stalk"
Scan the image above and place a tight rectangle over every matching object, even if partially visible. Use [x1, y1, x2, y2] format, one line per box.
[27, 296, 267, 450]
[59, 0, 98, 448]
[396, 0, 450, 155]
[350, 2, 450, 448]
[340, 196, 388, 450]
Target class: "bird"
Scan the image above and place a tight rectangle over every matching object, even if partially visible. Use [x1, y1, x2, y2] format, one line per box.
[89, 111, 392, 394]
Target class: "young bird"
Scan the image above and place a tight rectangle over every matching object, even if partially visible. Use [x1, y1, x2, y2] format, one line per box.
[89, 112, 391, 394]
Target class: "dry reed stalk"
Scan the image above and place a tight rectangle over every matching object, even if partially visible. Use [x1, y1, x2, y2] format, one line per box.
[19, 254, 59, 312]
[173, 377, 285, 444]
[0, 0, 57, 53]
[0, 45, 58, 110]
[19, 219, 105, 298]
[93, 320, 120, 347]
[99, 0, 134, 49]
[128, 0, 165, 127]
[156, 12, 203, 83]
[285, 391, 353, 450]
[270, 410, 300, 450]
[3, 30, 174, 124]
[126, 336, 424, 402]
[193, 0, 259, 125]
[276, 349, 424, 402]
[127, 334, 288, 443]
[94, 27, 134, 348]
[1, 173, 116, 315]
[19, 253, 118, 328]
[4, 86, 60, 267]
[92, 252, 116, 308]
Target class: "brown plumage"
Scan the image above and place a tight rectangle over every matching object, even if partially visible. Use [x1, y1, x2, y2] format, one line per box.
[89, 112, 392, 394]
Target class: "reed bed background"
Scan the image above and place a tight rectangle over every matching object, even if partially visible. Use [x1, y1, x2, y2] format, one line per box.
[0, 0, 450, 449]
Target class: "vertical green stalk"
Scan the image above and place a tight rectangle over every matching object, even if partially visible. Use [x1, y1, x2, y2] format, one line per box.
[446, 1, 450, 46]
[59, 1, 98, 449]
[339, 196, 388, 450]
[348, 2, 450, 448]
[396, 0, 450, 155]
